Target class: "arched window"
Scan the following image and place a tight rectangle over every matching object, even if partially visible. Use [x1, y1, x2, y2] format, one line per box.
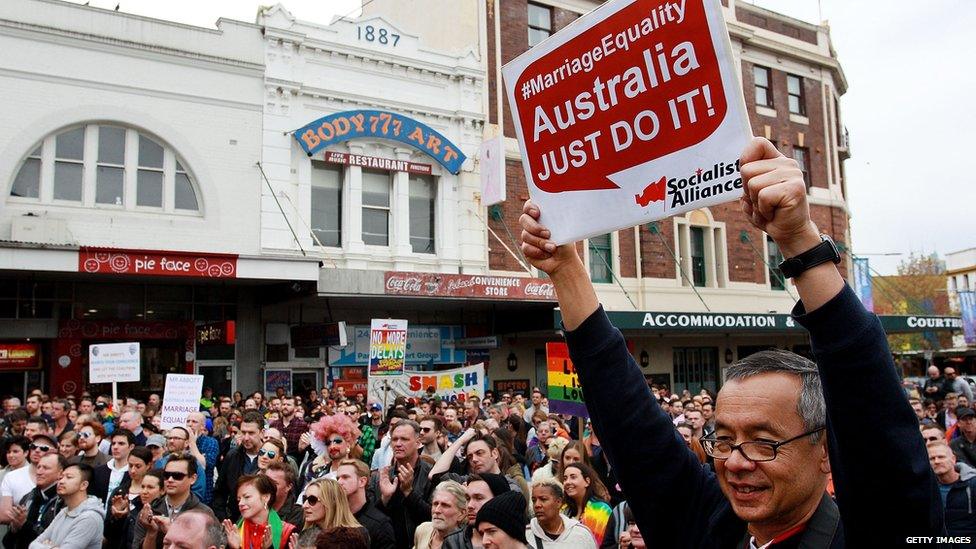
[8, 124, 201, 213]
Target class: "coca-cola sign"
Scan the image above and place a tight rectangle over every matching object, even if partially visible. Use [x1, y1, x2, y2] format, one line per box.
[384, 272, 556, 301]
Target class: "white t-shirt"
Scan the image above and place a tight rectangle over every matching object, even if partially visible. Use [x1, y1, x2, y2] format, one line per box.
[0, 466, 34, 505]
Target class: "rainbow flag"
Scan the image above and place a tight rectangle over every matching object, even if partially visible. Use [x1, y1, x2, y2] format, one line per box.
[546, 342, 588, 418]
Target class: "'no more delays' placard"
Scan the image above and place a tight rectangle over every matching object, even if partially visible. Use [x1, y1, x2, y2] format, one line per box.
[503, 0, 751, 244]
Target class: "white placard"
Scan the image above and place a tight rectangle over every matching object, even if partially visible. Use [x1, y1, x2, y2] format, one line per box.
[89, 342, 141, 383]
[479, 136, 506, 206]
[160, 374, 204, 429]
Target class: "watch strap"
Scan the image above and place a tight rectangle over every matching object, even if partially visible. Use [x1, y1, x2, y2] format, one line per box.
[778, 236, 841, 279]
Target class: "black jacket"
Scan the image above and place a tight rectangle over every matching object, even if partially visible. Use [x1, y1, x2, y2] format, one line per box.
[103, 483, 142, 549]
[369, 456, 433, 549]
[565, 285, 944, 547]
[212, 446, 254, 521]
[2, 483, 61, 549]
[132, 493, 212, 549]
[91, 462, 129, 503]
[354, 500, 396, 549]
[276, 491, 305, 530]
[942, 463, 976, 537]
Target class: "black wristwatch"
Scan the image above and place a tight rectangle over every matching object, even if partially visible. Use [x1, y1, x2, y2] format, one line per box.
[778, 234, 841, 279]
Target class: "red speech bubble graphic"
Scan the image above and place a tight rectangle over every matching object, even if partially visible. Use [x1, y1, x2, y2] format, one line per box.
[511, 0, 726, 193]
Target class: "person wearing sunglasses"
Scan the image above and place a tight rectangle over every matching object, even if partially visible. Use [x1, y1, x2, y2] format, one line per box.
[154, 427, 207, 501]
[69, 421, 108, 469]
[3, 453, 65, 549]
[0, 434, 59, 528]
[223, 474, 296, 549]
[301, 414, 361, 485]
[257, 440, 285, 473]
[298, 477, 363, 542]
[133, 454, 212, 549]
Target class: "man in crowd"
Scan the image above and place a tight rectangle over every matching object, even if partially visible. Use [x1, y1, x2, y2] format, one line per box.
[928, 441, 976, 537]
[4, 454, 66, 549]
[0, 434, 58, 524]
[951, 406, 976, 466]
[521, 390, 547, 424]
[28, 463, 104, 549]
[213, 411, 263, 521]
[119, 411, 147, 446]
[337, 459, 395, 549]
[161, 508, 226, 549]
[72, 421, 108, 468]
[925, 365, 949, 403]
[134, 454, 211, 549]
[23, 418, 48, 441]
[442, 473, 510, 549]
[265, 461, 303, 528]
[270, 396, 307, 462]
[701, 401, 716, 435]
[156, 426, 206, 500]
[517, 137, 941, 546]
[91, 428, 134, 502]
[432, 430, 527, 500]
[77, 397, 94, 417]
[945, 367, 974, 403]
[50, 400, 72, 439]
[146, 434, 166, 464]
[186, 412, 219, 505]
[373, 420, 432, 549]
[418, 416, 444, 461]
[24, 396, 42, 420]
[684, 408, 705, 440]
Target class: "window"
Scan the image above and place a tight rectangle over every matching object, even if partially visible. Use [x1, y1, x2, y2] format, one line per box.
[310, 161, 343, 247]
[793, 147, 811, 189]
[754, 65, 773, 107]
[409, 174, 435, 254]
[673, 347, 719, 395]
[361, 169, 391, 246]
[9, 124, 200, 213]
[11, 147, 41, 198]
[588, 233, 613, 283]
[690, 227, 706, 287]
[787, 75, 805, 115]
[54, 127, 85, 201]
[767, 235, 785, 290]
[96, 126, 125, 205]
[527, 3, 552, 47]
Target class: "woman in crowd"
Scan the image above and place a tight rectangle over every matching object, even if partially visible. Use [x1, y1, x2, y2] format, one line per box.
[223, 474, 297, 549]
[232, 391, 244, 408]
[257, 439, 285, 472]
[57, 430, 78, 460]
[414, 480, 467, 549]
[527, 479, 596, 548]
[106, 468, 164, 549]
[299, 477, 364, 541]
[561, 463, 615, 548]
[530, 437, 569, 484]
[675, 422, 707, 465]
[301, 413, 361, 482]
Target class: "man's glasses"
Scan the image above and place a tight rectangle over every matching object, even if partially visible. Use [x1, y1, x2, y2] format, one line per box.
[258, 449, 277, 459]
[162, 471, 188, 481]
[78, 432, 93, 439]
[327, 438, 344, 446]
[924, 435, 942, 443]
[419, 427, 433, 433]
[29, 444, 52, 452]
[304, 495, 320, 506]
[700, 427, 825, 462]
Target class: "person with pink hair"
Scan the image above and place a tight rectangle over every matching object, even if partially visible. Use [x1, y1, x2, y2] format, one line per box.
[300, 413, 362, 484]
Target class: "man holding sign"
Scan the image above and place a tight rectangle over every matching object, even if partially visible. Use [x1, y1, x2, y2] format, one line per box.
[517, 138, 942, 546]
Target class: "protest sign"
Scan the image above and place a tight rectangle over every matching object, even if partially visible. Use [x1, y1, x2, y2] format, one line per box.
[264, 369, 292, 395]
[366, 363, 485, 404]
[160, 374, 204, 429]
[89, 342, 140, 383]
[503, 0, 751, 244]
[546, 342, 588, 417]
[368, 319, 408, 376]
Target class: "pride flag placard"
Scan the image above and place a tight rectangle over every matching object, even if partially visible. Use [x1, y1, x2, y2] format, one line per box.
[546, 342, 588, 418]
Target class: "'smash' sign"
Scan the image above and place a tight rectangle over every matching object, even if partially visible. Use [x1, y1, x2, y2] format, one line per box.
[503, 0, 751, 244]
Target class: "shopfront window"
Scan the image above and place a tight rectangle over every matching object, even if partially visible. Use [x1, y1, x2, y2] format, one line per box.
[362, 169, 391, 246]
[409, 174, 435, 254]
[673, 347, 719, 395]
[310, 160, 343, 247]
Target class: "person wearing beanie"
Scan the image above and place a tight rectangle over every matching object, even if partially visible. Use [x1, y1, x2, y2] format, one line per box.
[475, 491, 528, 548]
[442, 473, 510, 549]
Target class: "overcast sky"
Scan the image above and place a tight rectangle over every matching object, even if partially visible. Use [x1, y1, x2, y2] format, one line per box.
[71, 0, 972, 274]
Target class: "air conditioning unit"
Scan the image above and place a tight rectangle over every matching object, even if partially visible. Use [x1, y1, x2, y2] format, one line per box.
[11, 215, 70, 245]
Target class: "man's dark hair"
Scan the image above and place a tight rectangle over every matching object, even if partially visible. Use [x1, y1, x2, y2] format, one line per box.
[391, 419, 421, 437]
[3, 435, 30, 455]
[53, 399, 71, 412]
[265, 460, 296, 487]
[67, 463, 94, 488]
[315, 527, 368, 549]
[6, 409, 28, 423]
[26, 417, 48, 431]
[165, 453, 198, 476]
[726, 349, 826, 443]
[419, 415, 444, 433]
[465, 432, 498, 453]
[241, 411, 265, 429]
[111, 429, 136, 445]
[79, 396, 94, 406]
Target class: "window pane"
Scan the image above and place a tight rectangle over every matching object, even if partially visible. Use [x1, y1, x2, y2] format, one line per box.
[787, 76, 801, 95]
[98, 126, 126, 165]
[362, 170, 390, 207]
[55, 127, 85, 160]
[789, 96, 801, 114]
[96, 166, 124, 205]
[138, 135, 164, 168]
[755, 88, 768, 107]
[409, 175, 435, 254]
[753, 66, 768, 86]
[589, 234, 612, 283]
[53, 161, 83, 201]
[767, 237, 785, 290]
[311, 161, 342, 248]
[362, 208, 389, 246]
[11, 158, 40, 198]
[175, 173, 198, 210]
[527, 3, 551, 30]
[690, 227, 706, 287]
[137, 169, 163, 207]
[528, 28, 550, 47]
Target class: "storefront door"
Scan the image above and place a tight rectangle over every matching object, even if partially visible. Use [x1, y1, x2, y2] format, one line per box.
[292, 370, 320, 396]
[198, 362, 234, 397]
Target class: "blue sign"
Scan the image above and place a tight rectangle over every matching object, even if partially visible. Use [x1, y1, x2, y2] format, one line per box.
[328, 324, 466, 367]
[960, 290, 976, 346]
[293, 110, 466, 174]
[853, 258, 874, 312]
